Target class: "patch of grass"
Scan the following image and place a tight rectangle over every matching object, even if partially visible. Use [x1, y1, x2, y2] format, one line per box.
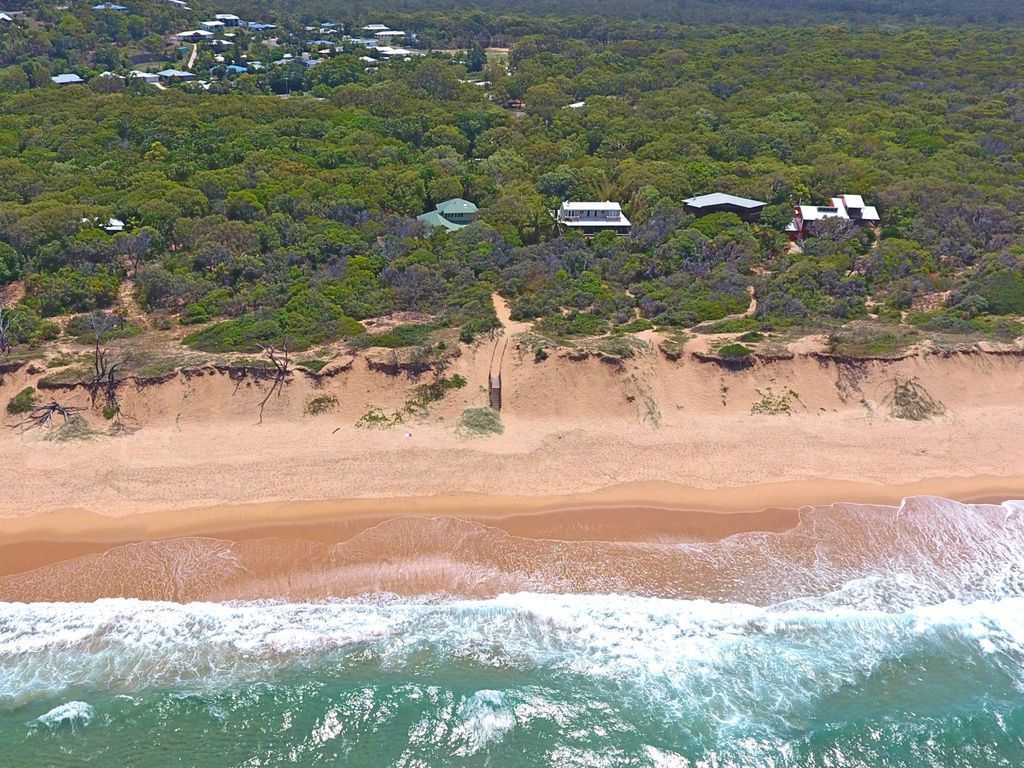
[296, 359, 330, 373]
[349, 324, 438, 349]
[614, 318, 654, 334]
[737, 331, 765, 343]
[750, 387, 802, 415]
[101, 404, 119, 420]
[717, 343, 753, 358]
[6, 387, 37, 415]
[658, 332, 691, 359]
[47, 355, 81, 369]
[456, 406, 504, 437]
[46, 414, 98, 442]
[884, 377, 945, 421]
[695, 316, 760, 335]
[404, 373, 467, 416]
[65, 315, 143, 344]
[305, 393, 339, 416]
[827, 325, 917, 357]
[356, 406, 405, 429]
[38, 365, 93, 387]
[590, 336, 649, 359]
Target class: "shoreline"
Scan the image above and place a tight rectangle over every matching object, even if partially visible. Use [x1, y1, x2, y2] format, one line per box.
[1, 476, 1021, 580]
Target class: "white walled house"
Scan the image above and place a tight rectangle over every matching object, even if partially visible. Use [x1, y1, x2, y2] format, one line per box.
[786, 194, 880, 239]
[556, 201, 631, 235]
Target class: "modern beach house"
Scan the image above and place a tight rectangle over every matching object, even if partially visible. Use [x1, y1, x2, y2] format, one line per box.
[417, 198, 479, 231]
[555, 201, 631, 235]
[684, 193, 766, 222]
[786, 194, 880, 239]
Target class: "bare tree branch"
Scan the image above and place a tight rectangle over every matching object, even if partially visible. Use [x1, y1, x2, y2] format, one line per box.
[256, 341, 291, 425]
[11, 401, 85, 430]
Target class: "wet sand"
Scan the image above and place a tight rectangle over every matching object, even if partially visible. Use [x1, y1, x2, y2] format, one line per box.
[1, 479, 1021, 602]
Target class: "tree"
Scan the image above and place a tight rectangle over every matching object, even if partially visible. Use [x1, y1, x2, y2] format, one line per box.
[467, 43, 488, 73]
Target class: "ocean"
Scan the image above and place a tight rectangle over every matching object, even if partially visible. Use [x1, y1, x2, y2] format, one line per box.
[1, 497, 1023, 766]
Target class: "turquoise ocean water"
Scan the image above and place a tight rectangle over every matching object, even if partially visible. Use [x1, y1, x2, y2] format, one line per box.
[2, 497, 1023, 766]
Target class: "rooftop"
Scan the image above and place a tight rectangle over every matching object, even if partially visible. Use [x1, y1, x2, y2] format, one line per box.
[561, 201, 623, 212]
[684, 192, 766, 209]
[51, 73, 85, 84]
[417, 210, 464, 232]
[435, 198, 478, 215]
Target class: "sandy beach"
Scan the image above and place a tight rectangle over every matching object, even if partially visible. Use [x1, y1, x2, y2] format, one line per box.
[3, 338, 1024, 599]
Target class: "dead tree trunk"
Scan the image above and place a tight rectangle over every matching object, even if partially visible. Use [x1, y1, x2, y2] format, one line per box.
[256, 342, 291, 424]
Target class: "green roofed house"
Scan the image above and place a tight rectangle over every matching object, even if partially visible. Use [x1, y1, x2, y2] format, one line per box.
[417, 198, 478, 231]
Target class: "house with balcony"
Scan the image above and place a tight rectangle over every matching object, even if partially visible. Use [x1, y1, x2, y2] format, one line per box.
[786, 194, 880, 239]
[555, 201, 631, 235]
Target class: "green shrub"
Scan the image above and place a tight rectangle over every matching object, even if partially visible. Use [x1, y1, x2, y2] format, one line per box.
[305, 393, 339, 415]
[356, 406, 405, 429]
[405, 373, 467, 415]
[297, 359, 329, 373]
[6, 387, 37, 415]
[737, 331, 765, 343]
[456, 407, 504, 437]
[22, 266, 121, 317]
[717, 343, 752, 358]
[349, 324, 438, 349]
[101, 404, 119, 420]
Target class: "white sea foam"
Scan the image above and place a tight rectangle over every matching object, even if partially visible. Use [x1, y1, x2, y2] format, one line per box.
[31, 700, 94, 729]
[1, 591, 1022, 719]
[452, 690, 517, 755]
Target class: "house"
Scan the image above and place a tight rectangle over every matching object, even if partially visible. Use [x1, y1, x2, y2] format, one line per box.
[156, 68, 195, 82]
[417, 198, 479, 231]
[684, 193, 766, 222]
[362, 23, 389, 32]
[225, 64, 247, 75]
[130, 70, 160, 84]
[565, 101, 585, 109]
[246, 22, 275, 31]
[214, 13, 241, 26]
[375, 30, 406, 41]
[786, 193, 880, 239]
[92, 2, 128, 10]
[555, 201, 631, 235]
[51, 73, 85, 85]
[176, 29, 214, 41]
[103, 217, 125, 233]
[0, 13, 14, 22]
[200, 20, 225, 31]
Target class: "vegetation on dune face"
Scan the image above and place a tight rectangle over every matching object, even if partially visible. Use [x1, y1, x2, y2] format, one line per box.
[751, 388, 803, 416]
[716, 343, 753, 359]
[885, 377, 946, 421]
[457, 407, 504, 437]
[6, 386, 37, 415]
[356, 407, 405, 429]
[305, 393, 339, 416]
[348, 324, 439, 350]
[0, 13, 1023, 357]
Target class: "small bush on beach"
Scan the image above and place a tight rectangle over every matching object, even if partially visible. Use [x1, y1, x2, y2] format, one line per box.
[750, 387, 802, 415]
[885, 377, 945, 420]
[46, 414, 97, 442]
[717, 343, 752, 358]
[356, 407, 405, 429]
[6, 387, 37, 415]
[456, 407, 504, 437]
[305, 394, 339, 416]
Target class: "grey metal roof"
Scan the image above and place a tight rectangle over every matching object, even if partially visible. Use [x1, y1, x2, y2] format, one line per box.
[684, 193, 766, 209]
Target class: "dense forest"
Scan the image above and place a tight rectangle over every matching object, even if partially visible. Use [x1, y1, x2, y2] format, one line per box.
[2, 1, 1024, 358]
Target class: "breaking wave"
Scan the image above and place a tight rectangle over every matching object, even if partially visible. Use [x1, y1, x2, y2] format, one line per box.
[1, 496, 1022, 765]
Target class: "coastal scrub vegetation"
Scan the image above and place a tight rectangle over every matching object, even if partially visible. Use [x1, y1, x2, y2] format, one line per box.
[6, 386, 37, 415]
[0, 3, 1023, 361]
[456, 406, 504, 436]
